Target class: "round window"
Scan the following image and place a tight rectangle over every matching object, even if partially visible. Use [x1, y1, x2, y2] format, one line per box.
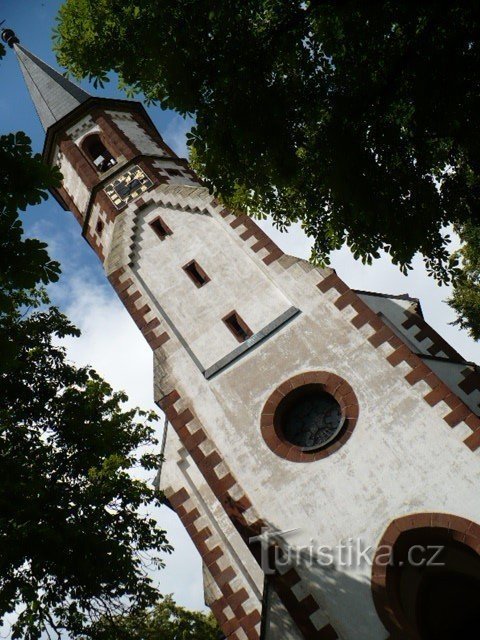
[275, 384, 345, 451]
[261, 372, 358, 462]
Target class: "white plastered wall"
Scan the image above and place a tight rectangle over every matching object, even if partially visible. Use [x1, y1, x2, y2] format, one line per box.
[107, 110, 168, 157]
[101, 179, 480, 640]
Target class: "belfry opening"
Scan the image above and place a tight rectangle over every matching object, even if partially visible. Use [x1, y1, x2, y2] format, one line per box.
[82, 134, 117, 173]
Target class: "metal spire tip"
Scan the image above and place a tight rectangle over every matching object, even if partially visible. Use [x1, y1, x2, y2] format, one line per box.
[1, 24, 20, 48]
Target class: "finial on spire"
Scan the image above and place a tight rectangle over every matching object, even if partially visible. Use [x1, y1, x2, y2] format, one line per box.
[1, 23, 20, 48]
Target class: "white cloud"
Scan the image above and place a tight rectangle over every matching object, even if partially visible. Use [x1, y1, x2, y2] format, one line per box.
[56, 271, 207, 611]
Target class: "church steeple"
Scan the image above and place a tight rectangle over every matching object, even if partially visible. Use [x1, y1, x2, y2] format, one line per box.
[1, 26, 90, 130]
[14, 44, 90, 131]
[1, 23, 177, 229]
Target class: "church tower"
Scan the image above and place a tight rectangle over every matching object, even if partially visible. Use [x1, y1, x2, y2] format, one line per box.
[7, 27, 480, 640]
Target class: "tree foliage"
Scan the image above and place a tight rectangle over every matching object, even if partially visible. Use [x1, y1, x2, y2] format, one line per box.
[1, 295, 171, 639]
[81, 595, 222, 640]
[449, 223, 480, 341]
[55, 1, 480, 281]
[0, 131, 61, 317]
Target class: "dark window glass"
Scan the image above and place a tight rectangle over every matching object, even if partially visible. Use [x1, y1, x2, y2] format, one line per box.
[150, 216, 172, 240]
[277, 386, 344, 450]
[223, 311, 252, 342]
[183, 260, 210, 287]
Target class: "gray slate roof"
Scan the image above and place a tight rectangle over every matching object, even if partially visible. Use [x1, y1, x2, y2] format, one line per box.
[15, 44, 90, 131]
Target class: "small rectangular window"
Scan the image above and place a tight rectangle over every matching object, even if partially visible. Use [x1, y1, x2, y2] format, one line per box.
[165, 168, 183, 177]
[95, 219, 104, 235]
[183, 260, 210, 288]
[149, 216, 172, 240]
[223, 311, 253, 343]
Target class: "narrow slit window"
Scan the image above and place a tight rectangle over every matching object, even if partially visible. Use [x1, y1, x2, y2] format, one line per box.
[150, 216, 172, 240]
[223, 311, 253, 343]
[95, 219, 104, 235]
[183, 260, 210, 288]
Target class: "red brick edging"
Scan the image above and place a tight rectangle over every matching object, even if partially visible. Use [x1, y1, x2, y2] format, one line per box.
[318, 272, 480, 451]
[108, 267, 170, 351]
[218, 207, 283, 266]
[168, 486, 261, 640]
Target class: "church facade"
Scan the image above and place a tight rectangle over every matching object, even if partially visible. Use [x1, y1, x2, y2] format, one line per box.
[6, 27, 480, 639]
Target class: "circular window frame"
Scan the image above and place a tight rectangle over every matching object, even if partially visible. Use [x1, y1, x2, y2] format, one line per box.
[260, 371, 359, 462]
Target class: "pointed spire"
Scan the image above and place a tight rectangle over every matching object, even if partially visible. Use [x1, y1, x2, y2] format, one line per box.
[13, 40, 90, 131]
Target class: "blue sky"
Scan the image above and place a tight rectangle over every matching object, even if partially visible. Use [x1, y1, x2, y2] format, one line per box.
[2, 0, 480, 621]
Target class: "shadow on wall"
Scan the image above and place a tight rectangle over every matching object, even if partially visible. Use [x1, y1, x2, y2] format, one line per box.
[257, 518, 388, 640]
[262, 513, 480, 640]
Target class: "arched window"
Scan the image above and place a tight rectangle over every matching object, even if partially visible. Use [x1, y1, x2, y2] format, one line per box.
[82, 134, 116, 173]
[372, 513, 480, 639]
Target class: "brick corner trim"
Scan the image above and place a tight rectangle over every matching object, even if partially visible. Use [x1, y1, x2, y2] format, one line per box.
[108, 266, 170, 351]
[158, 387, 340, 640]
[317, 271, 480, 452]
[371, 512, 480, 638]
[260, 371, 359, 462]
[167, 485, 262, 640]
[219, 207, 283, 266]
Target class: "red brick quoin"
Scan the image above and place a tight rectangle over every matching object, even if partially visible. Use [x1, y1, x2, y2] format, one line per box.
[260, 371, 359, 462]
[371, 512, 480, 639]
[158, 388, 340, 640]
[317, 271, 480, 451]
[167, 486, 261, 640]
